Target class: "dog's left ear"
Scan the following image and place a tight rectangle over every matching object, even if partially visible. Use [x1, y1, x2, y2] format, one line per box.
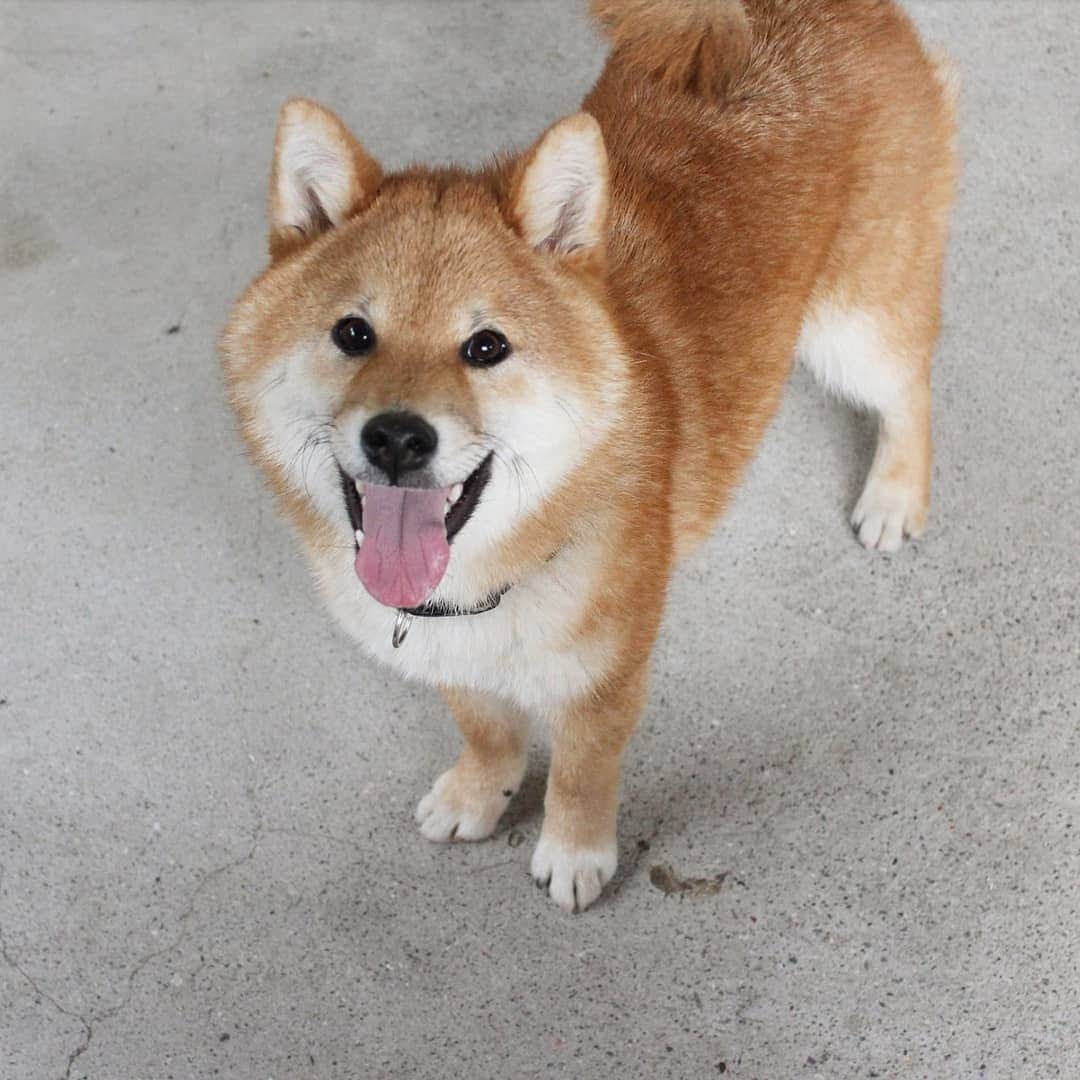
[509, 112, 609, 263]
[268, 98, 382, 259]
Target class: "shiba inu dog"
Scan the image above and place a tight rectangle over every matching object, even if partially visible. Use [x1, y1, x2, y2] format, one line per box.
[222, 0, 957, 912]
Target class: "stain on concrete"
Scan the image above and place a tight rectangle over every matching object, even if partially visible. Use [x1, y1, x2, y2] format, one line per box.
[649, 862, 727, 898]
[0, 210, 60, 272]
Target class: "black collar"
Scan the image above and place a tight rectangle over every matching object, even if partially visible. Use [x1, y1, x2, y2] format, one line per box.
[402, 583, 511, 619]
[392, 583, 511, 648]
[390, 546, 561, 648]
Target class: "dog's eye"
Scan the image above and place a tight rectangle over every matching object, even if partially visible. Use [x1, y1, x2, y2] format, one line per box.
[461, 329, 511, 367]
[332, 317, 376, 357]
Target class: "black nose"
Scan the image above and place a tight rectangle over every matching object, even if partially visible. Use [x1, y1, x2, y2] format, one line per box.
[360, 411, 438, 483]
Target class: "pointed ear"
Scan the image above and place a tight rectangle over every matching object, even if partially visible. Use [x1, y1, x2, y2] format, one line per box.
[510, 113, 609, 260]
[269, 98, 382, 258]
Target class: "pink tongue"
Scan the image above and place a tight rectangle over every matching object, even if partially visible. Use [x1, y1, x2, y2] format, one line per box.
[354, 484, 452, 609]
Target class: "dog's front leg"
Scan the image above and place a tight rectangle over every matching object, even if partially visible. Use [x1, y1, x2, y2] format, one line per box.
[415, 687, 529, 842]
[531, 664, 648, 913]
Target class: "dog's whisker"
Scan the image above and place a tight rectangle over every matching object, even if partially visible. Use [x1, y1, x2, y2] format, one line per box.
[252, 370, 287, 404]
[477, 431, 543, 515]
[553, 395, 586, 445]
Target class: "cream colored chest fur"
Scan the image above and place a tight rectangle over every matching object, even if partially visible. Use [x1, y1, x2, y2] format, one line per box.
[313, 539, 613, 717]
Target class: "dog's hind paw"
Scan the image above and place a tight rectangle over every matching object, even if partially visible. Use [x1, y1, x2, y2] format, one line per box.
[852, 475, 926, 554]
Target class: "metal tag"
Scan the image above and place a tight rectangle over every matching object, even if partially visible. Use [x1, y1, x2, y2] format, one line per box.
[392, 609, 414, 649]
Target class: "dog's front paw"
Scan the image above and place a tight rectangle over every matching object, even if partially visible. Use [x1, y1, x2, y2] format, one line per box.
[415, 761, 522, 843]
[530, 833, 617, 913]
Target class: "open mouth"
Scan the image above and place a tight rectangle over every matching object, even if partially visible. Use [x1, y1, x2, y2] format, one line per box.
[339, 453, 493, 609]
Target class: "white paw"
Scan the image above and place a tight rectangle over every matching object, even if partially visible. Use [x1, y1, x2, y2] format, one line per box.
[415, 766, 517, 843]
[852, 478, 926, 554]
[530, 833, 617, 913]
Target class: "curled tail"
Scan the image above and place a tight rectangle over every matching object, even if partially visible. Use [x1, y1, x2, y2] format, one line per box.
[590, 0, 752, 98]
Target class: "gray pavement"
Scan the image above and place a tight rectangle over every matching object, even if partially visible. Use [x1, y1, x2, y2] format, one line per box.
[1, 2, 1078, 1077]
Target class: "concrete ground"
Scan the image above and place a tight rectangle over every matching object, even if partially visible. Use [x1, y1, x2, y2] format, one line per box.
[1, 1, 1078, 1077]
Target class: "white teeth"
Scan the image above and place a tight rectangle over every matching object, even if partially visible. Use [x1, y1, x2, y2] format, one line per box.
[444, 482, 464, 518]
[354, 480, 365, 495]
[354, 528, 364, 545]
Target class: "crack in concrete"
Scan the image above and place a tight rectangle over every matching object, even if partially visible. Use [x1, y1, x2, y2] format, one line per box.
[0, 865, 92, 1080]
[261, 824, 358, 849]
[1, 784, 269, 1079]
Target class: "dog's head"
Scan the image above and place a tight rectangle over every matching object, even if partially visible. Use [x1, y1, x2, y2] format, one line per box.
[223, 99, 628, 611]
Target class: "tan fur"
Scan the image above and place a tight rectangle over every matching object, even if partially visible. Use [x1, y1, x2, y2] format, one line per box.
[591, 0, 752, 97]
[222, 0, 957, 912]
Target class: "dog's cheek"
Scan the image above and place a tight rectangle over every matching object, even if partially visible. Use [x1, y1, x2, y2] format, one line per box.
[247, 350, 347, 524]
[481, 364, 594, 509]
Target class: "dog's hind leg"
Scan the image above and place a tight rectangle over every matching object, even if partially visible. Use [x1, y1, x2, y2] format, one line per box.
[796, 36, 957, 554]
[798, 301, 934, 553]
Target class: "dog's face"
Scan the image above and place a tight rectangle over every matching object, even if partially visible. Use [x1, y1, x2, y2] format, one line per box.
[223, 101, 627, 610]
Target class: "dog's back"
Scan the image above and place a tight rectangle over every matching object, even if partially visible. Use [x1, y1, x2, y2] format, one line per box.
[585, 0, 958, 551]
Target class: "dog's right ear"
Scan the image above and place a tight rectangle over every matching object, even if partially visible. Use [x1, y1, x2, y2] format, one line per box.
[268, 98, 382, 259]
